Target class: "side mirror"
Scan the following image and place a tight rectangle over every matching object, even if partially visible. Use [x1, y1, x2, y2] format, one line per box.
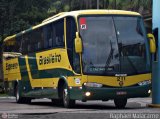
[75, 32, 82, 53]
[147, 33, 156, 53]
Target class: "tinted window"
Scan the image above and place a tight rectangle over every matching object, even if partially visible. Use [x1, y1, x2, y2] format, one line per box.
[79, 16, 119, 75]
[21, 19, 65, 54]
[43, 19, 65, 49]
[21, 28, 44, 54]
[3, 36, 22, 59]
[31, 28, 44, 52]
[66, 17, 80, 73]
[52, 19, 64, 48]
[114, 16, 150, 74]
[79, 16, 150, 76]
[44, 24, 52, 49]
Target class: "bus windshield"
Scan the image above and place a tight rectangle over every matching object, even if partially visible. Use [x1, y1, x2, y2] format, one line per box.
[79, 16, 150, 76]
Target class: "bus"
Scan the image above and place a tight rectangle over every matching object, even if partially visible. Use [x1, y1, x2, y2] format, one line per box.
[2, 10, 154, 108]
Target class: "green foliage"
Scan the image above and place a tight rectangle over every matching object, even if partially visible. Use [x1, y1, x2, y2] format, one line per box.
[0, 0, 52, 42]
[0, 0, 152, 42]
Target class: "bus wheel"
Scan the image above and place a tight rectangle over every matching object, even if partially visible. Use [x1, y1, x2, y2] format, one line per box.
[114, 98, 127, 109]
[62, 84, 75, 108]
[15, 85, 23, 103]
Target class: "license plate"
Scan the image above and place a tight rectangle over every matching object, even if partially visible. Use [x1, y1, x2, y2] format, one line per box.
[116, 91, 127, 95]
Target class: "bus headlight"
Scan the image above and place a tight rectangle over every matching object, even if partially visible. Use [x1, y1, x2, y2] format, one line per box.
[138, 80, 151, 86]
[85, 92, 91, 97]
[84, 82, 103, 88]
[148, 90, 151, 94]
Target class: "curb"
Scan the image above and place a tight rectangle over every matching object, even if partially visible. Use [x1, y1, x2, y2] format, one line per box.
[0, 96, 15, 99]
[147, 104, 160, 108]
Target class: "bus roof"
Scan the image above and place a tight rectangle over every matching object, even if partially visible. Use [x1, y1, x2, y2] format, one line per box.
[69, 9, 140, 16]
[4, 10, 140, 43]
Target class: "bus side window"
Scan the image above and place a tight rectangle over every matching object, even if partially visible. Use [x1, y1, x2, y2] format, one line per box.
[43, 24, 52, 49]
[52, 25, 56, 48]
[27, 32, 35, 53]
[15, 36, 22, 53]
[37, 42, 41, 50]
[26, 28, 44, 52]
[52, 19, 64, 48]
[28, 45, 31, 53]
[3, 37, 22, 59]
[36, 28, 44, 51]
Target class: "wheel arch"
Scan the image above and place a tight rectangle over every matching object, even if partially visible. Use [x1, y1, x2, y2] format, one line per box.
[57, 76, 68, 98]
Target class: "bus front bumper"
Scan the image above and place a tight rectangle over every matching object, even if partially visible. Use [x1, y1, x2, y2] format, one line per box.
[69, 84, 151, 100]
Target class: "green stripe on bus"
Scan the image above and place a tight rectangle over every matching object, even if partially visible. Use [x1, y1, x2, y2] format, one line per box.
[19, 54, 75, 79]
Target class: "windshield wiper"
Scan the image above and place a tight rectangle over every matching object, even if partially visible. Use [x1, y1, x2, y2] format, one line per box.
[104, 40, 114, 72]
[124, 54, 138, 74]
[121, 45, 138, 74]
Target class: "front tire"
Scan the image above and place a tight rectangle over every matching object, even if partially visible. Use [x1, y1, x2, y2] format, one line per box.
[114, 98, 127, 109]
[62, 84, 75, 108]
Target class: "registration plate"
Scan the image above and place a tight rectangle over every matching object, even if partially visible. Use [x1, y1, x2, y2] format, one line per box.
[116, 91, 127, 95]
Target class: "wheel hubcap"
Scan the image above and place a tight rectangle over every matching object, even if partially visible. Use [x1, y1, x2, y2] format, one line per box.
[63, 88, 68, 104]
[16, 89, 19, 101]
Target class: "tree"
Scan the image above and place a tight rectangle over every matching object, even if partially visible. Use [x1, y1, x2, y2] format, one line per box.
[0, 0, 52, 42]
[0, 0, 152, 42]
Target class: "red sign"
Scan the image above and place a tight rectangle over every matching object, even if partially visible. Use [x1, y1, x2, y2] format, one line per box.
[80, 18, 87, 30]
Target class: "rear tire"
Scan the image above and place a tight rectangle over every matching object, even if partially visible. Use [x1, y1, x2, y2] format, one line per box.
[62, 83, 75, 108]
[114, 98, 127, 109]
[15, 85, 31, 104]
[15, 85, 23, 103]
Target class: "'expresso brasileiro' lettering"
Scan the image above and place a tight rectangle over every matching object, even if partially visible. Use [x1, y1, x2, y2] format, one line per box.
[39, 53, 61, 65]
[6, 63, 18, 71]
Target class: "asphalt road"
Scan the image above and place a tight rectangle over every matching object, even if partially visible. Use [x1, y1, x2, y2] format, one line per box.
[0, 97, 160, 119]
